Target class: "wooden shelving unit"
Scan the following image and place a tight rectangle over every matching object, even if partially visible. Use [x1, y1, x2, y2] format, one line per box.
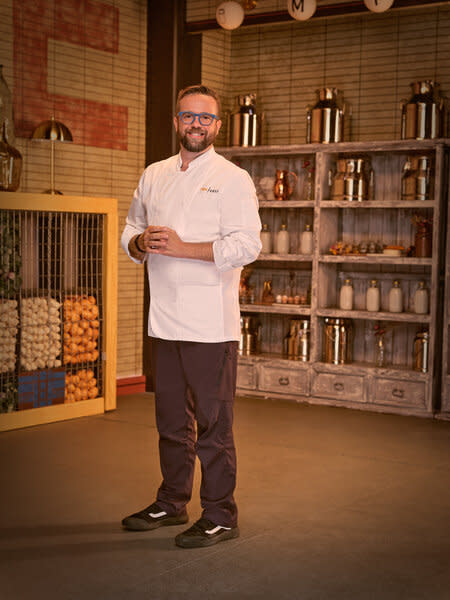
[440, 163, 450, 417]
[219, 139, 449, 417]
[0, 193, 118, 431]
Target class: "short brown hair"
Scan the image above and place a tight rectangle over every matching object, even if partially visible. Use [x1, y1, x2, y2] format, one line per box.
[176, 84, 221, 117]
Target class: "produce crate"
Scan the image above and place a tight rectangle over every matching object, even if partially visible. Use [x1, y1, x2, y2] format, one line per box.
[18, 368, 65, 410]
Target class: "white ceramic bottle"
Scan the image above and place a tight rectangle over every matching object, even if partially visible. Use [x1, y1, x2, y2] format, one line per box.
[300, 224, 313, 254]
[366, 279, 380, 312]
[275, 223, 290, 254]
[388, 280, 403, 313]
[339, 278, 353, 310]
[413, 280, 429, 314]
[260, 223, 272, 254]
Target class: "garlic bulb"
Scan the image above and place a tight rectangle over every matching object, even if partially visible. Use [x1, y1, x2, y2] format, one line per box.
[0, 300, 19, 372]
[20, 297, 62, 370]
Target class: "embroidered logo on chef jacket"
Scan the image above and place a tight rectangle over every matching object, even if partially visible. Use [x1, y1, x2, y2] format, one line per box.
[200, 186, 219, 193]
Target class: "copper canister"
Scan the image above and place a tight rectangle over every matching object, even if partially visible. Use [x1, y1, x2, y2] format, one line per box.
[228, 94, 263, 147]
[331, 157, 372, 201]
[401, 155, 434, 201]
[323, 318, 353, 364]
[239, 316, 260, 355]
[413, 331, 429, 373]
[307, 88, 346, 144]
[285, 319, 310, 361]
[401, 81, 446, 140]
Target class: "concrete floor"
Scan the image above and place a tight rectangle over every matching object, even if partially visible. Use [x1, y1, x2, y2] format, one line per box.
[1, 393, 450, 600]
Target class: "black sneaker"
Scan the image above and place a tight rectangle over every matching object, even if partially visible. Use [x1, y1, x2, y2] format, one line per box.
[122, 502, 188, 531]
[175, 517, 239, 548]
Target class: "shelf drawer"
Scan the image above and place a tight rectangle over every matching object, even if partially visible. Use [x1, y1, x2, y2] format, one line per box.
[312, 372, 365, 403]
[258, 364, 309, 395]
[237, 363, 257, 390]
[373, 377, 426, 408]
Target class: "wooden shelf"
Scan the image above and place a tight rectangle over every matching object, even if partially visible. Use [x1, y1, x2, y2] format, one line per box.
[239, 352, 306, 363]
[259, 200, 315, 208]
[240, 303, 311, 315]
[257, 253, 312, 262]
[316, 308, 431, 323]
[313, 361, 429, 381]
[319, 255, 433, 266]
[217, 138, 450, 158]
[234, 140, 447, 415]
[320, 200, 435, 209]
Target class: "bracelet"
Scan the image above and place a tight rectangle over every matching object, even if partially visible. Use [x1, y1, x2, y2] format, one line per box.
[135, 234, 145, 253]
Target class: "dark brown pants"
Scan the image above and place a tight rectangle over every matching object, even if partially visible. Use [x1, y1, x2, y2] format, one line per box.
[150, 337, 238, 528]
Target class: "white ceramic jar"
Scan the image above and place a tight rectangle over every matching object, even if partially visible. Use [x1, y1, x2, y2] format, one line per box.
[388, 280, 403, 313]
[260, 223, 272, 254]
[300, 224, 313, 254]
[275, 224, 290, 254]
[366, 279, 380, 312]
[413, 281, 429, 314]
[339, 278, 353, 310]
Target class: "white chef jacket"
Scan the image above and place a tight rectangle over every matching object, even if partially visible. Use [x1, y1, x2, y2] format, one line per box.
[121, 146, 262, 343]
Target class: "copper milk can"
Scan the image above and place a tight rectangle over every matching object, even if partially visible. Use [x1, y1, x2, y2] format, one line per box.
[284, 319, 310, 361]
[401, 81, 446, 140]
[228, 94, 263, 147]
[413, 330, 429, 373]
[307, 88, 347, 144]
[401, 155, 434, 201]
[331, 157, 373, 201]
[239, 316, 260, 355]
[323, 318, 353, 364]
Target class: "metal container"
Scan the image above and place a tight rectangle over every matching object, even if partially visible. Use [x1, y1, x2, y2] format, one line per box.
[239, 316, 260, 355]
[401, 155, 434, 201]
[307, 88, 347, 144]
[323, 318, 353, 364]
[228, 94, 263, 147]
[401, 81, 446, 140]
[274, 169, 298, 201]
[413, 331, 429, 373]
[284, 319, 310, 361]
[331, 156, 372, 201]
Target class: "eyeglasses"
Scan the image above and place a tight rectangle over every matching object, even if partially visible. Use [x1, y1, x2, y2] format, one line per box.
[177, 111, 220, 126]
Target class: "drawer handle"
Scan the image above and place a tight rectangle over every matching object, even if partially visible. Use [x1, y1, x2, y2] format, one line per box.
[334, 382, 344, 392]
[279, 377, 290, 386]
[392, 388, 404, 398]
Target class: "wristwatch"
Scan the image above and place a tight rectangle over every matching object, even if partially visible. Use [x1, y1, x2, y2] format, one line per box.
[135, 234, 145, 253]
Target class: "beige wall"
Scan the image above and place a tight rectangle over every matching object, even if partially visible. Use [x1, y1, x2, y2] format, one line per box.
[0, 0, 147, 379]
[200, 4, 450, 144]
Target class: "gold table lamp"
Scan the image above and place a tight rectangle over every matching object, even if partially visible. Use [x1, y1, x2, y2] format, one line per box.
[32, 117, 73, 194]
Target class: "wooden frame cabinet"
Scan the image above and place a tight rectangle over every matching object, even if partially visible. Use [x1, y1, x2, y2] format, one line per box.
[441, 169, 450, 416]
[0, 192, 118, 431]
[220, 139, 449, 417]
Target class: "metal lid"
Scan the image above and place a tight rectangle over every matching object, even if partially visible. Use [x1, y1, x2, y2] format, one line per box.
[415, 331, 429, 339]
[237, 94, 256, 106]
[317, 87, 338, 100]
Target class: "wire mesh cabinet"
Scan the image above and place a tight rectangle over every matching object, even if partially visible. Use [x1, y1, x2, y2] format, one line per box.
[0, 192, 118, 431]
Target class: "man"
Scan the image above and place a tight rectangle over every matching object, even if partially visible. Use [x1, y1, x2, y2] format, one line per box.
[120, 84, 261, 548]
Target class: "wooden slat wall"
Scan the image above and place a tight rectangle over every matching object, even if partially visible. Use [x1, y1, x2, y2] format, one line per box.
[200, 4, 450, 144]
[0, 0, 147, 379]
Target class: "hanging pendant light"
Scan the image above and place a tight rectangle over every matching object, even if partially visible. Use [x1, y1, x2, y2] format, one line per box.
[32, 117, 73, 195]
[364, 0, 394, 13]
[216, 1, 245, 30]
[287, 0, 317, 21]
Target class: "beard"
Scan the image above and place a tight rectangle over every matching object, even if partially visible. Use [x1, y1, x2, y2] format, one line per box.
[178, 126, 218, 152]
